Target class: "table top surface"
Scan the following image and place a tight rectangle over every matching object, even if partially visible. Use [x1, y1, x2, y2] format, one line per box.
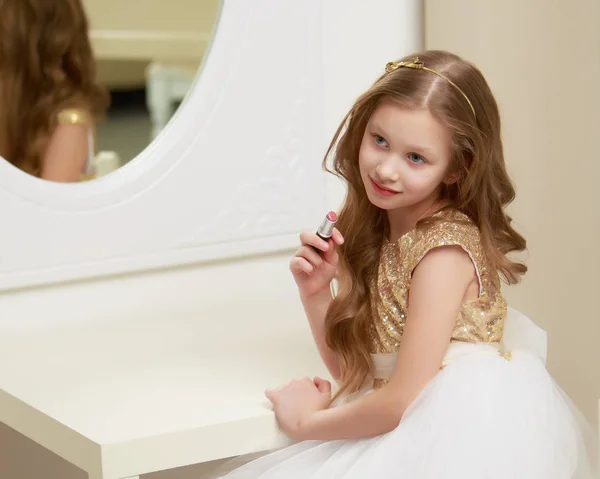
[0, 307, 327, 446]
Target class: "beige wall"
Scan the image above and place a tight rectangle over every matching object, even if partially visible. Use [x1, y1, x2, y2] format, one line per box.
[83, 0, 220, 33]
[425, 0, 600, 424]
[85, 0, 221, 88]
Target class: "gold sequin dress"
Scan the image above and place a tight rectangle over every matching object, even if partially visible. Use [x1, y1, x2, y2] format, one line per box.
[219, 210, 598, 479]
[369, 210, 511, 388]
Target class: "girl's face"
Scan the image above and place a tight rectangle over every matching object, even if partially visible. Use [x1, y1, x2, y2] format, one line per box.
[358, 100, 455, 218]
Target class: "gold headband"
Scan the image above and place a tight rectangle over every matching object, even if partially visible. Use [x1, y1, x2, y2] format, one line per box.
[385, 57, 476, 119]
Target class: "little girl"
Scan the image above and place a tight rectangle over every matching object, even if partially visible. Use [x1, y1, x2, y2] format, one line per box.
[0, 0, 108, 182]
[220, 50, 597, 478]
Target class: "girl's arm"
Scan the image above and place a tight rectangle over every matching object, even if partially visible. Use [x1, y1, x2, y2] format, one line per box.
[40, 123, 89, 182]
[301, 288, 340, 380]
[296, 245, 477, 440]
[291, 227, 344, 381]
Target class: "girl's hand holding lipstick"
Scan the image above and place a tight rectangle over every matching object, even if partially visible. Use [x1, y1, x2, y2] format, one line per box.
[289, 211, 344, 299]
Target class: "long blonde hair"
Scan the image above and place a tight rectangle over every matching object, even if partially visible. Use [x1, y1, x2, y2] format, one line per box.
[0, 0, 109, 177]
[324, 50, 527, 400]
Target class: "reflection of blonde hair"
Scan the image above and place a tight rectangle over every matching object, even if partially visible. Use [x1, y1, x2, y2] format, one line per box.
[0, 0, 109, 177]
[324, 50, 527, 402]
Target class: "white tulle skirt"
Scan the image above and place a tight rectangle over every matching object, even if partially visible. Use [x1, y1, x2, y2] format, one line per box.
[216, 310, 598, 478]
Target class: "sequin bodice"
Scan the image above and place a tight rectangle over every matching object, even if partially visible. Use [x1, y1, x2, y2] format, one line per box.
[369, 210, 507, 354]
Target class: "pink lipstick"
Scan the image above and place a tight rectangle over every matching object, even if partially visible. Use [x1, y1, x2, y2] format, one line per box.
[317, 211, 337, 242]
[312, 211, 337, 254]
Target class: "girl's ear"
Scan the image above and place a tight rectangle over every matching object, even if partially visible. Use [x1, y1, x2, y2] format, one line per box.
[444, 171, 460, 185]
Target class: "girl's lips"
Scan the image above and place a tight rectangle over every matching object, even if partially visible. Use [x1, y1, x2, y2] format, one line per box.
[370, 178, 400, 196]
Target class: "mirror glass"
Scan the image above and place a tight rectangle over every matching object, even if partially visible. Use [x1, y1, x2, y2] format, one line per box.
[0, 0, 221, 182]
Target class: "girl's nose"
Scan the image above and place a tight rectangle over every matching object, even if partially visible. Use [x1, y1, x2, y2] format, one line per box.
[376, 159, 401, 183]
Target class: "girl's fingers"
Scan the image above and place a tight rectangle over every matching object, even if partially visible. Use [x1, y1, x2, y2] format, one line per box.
[296, 245, 324, 267]
[299, 231, 330, 252]
[322, 239, 339, 265]
[290, 257, 314, 275]
[332, 228, 344, 245]
[313, 377, 331, 393]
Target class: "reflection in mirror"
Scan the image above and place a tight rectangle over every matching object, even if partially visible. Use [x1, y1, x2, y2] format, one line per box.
[0, 0, 220, 183]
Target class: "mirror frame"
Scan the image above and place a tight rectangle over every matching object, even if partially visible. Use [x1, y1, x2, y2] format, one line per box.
[0, 0, 327, 291]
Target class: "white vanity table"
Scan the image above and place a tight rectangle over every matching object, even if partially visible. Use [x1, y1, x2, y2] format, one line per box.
[0, 300, 330, 479]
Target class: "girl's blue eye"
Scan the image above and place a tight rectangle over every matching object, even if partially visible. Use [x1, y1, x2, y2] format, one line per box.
[374, 135, 388, 147]
[408, 152, 425, 164]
